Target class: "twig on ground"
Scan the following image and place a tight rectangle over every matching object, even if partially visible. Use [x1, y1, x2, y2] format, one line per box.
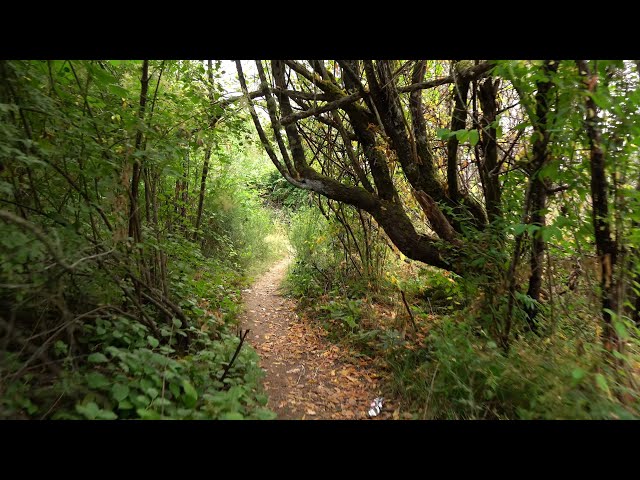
[219, 329, 250, 383]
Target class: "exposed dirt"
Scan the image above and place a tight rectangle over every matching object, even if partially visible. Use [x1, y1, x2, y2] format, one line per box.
[240, 256, 393, 420]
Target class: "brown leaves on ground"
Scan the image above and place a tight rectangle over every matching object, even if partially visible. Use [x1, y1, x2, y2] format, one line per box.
[239, 257, 395, 420]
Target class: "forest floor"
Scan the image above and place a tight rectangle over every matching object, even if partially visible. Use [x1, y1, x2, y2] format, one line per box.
[240, 256, 395, 420]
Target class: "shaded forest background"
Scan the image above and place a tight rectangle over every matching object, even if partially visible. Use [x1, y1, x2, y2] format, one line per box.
[1, 60, 639, 419]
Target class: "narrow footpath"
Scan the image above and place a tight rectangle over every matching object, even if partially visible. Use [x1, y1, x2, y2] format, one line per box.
[240, 257, 393, 420]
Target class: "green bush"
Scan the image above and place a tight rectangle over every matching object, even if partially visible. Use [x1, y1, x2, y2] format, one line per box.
[386, 315, 640, 420]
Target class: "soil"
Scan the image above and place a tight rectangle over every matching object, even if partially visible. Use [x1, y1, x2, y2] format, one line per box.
[239, 256, 393, 420]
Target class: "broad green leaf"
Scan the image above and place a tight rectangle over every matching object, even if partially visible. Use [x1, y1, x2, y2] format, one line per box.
[169, 382, 181, 399]
[96, 409, 117, 420]
[172, 318, 182, 328]
[468, 130, 480, 146]
[76, 401, 100, 419]
[182, 380, 198, 408]
[107, 84, 128, 98]
[613, 321, 628, 340]
[254, 409, 277, 420]
[436, 128, 452, 140]
[152, 397, 171, 408]
[221, 412, 244, 420]
[527, 225, 541, 235]
[112, 383, 130, 402]
[76, 401, 115, 420]
[88, 352, 108, 363]
[513, 224, 528, 236]
[455, 130, 469, 142]
[137, 408, 161, 420]
[571, 368, 586, 381]
[595, 373, 610, 394]
[147, 336, 159, 348]
[86, 372, 110, 389]
[541, 226, 561, 242]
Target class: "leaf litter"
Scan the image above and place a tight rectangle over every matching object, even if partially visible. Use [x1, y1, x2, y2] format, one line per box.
[239, 257, 395, 420]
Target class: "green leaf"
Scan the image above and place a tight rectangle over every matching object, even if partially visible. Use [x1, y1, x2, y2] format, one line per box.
[254, 409, 277, 420]
[88, 352, 108, 363]
[169, 382, 181, 399]
[152, 397, 171, 408]
[455, 130, 469, 142]
[612, 350, 627, 362]
[112, 383, 130, 402]
[527, 224, 541, 235]
[96, 409, 117, 420]
[137, 408, 161, 420]
[86, 372, 110, 389]
[541, 226, 561, 242]
[147, 335, 159, 348]
[172, 318, 182, 328]
[76, 401, 116, 420]
[571, 368, 586, 381]
[468, 130, 480, 146]
[107, 83, 129, 98]
[613, 320, 628, 340]
[182, 380, 198, 408]
[76, 401, 99, 419]
[595, 373, 610, 394]
[513, 223, 528, 236]
[221, 412, 244, 420]
[436, 128, 452, 140]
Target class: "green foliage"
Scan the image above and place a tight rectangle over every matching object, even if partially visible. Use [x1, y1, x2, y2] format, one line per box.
[320, 298, 363, 331]
[0, 60, 279, 420]
[199, 168, 287, 276]
[385, 315, 639, 419]
[286, 205, 337, 297]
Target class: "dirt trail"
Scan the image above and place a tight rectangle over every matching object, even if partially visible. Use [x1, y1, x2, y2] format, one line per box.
[240, 256, 391, 420]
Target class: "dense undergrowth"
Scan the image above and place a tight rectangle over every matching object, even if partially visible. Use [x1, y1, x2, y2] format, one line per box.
[1, 163, 285, 420]
[285, 202, 640, 420]
[5, 59, 640, 421]
[0, 60, 285, 419]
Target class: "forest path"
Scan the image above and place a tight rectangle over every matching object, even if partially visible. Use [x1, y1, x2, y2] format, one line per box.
[240, 256, 391, 420]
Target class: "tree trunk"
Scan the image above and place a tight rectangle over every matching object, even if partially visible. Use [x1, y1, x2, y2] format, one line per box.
[128, 60, 149, 244]
[525, 60, 558, 330]
[477, 77, 502, 222]
[194, 60, 216, 240]
[577, 60, 618, 352]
